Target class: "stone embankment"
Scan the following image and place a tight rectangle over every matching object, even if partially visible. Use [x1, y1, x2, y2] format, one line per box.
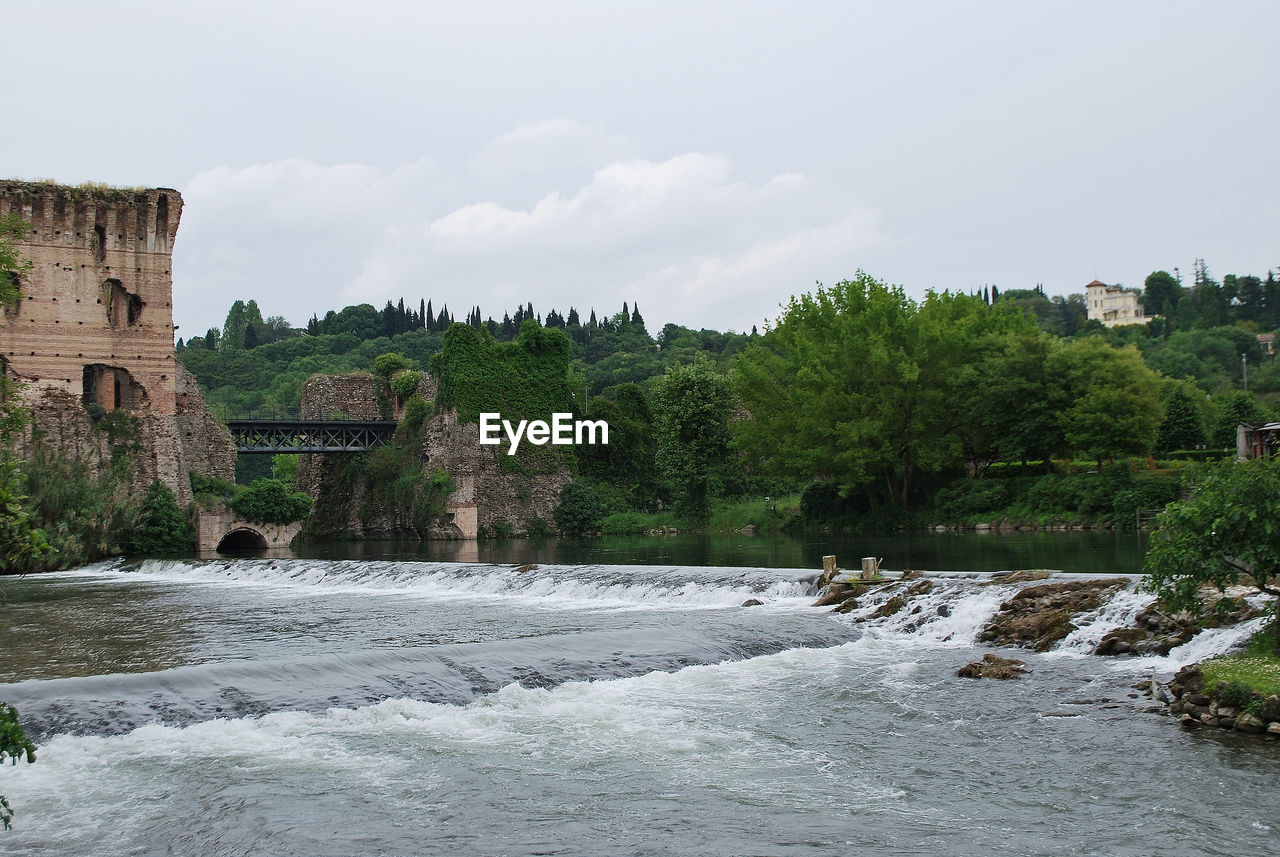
[1167, 663, 1280, 737]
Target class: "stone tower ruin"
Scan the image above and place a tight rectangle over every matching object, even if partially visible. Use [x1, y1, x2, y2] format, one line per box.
[1, 180, 234, 504]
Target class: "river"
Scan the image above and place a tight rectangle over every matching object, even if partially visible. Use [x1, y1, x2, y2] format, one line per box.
[1, 533, 1275, 856]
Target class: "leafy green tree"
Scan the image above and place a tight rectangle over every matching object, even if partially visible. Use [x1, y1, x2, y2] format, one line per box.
[961, 331, 1063, 472]
[578, 383, 660, 509]
[553, 480, 608, 535]
[653, 356, 734, 522]
[271, 454, 299, 487]
[1050, 337, 1162, 463]
[126, 479, 195, 555]
[1210, 391, 1266, 450]
[373, 352, 411, 378]
[734, 273, 1033, 505]
[1155, 385, 1207, 452]
[1144, 458, 1280, 649]
[1142, 270, 1182, 318]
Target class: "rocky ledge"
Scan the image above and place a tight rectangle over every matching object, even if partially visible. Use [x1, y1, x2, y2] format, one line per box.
[978, 577, 1129, 651]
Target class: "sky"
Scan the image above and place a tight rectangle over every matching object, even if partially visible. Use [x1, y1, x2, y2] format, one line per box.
[3, 1, 1276, 340]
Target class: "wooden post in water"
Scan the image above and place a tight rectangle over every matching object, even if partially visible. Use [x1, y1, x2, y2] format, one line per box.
[860, 557, 880, 580]
[820, 555, 838, 587]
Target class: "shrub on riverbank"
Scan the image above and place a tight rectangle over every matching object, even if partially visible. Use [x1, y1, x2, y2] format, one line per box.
[127, 480, 195, 555]
[924, 462, 1186, 528]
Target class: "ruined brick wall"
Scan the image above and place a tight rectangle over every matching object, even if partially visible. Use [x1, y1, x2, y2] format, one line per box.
[1, 181, 233, 506]
[298, 372, 386, 421]
[174, 364, 235, 488]
[421, 409, 571, 538]
[295, 371, 569, 539]
[1, 181, 182, 412]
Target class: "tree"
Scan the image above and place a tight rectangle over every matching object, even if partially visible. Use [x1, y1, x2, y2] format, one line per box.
[1156, 385, 1207, 452]
[1142, 270, 1182, 317]
[553, 480, 608, 535]
[126, 479, 195, 555]
[1210, 391, 1265, 450]
[1144, 458, 1280, 649]
[1050, 337, 1163, 463]
[734, 273, 1034, 505]
[653, 356, 734, 522]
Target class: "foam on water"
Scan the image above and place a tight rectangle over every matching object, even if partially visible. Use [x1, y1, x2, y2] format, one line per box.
[1049, 585, 1155, 657]
[843, 578, 1015, 645]
[77, 558, 815, 611]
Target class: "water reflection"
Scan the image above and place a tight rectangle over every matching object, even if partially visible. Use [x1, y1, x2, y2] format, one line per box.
[291, 530, 1150, 574]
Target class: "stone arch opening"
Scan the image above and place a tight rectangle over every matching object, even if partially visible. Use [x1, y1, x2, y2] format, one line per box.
[105, 279, 143, 328]
[216, 527, 269, 553]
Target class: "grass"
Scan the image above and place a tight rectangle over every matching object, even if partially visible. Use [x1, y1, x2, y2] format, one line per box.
[1201, 627, 1280, 698]
[706, 494, 800, 533]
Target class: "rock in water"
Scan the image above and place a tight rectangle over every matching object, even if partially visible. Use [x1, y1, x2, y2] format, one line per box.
[957, 653, 1029, 680]
[741, 598, 764, 607]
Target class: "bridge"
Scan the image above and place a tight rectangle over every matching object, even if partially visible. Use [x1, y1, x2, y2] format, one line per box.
[226, 418, 399, 454]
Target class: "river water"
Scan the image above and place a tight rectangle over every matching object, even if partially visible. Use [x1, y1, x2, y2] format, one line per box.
[1, 535, 1276, 856]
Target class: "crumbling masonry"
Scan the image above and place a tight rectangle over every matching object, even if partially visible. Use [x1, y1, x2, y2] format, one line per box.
[0, 181, 234, 505]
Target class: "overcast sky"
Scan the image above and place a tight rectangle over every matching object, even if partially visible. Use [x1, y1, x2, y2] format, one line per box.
[3, 1, 1276, 339]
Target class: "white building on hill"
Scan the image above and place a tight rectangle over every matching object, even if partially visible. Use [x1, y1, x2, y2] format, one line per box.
[1085, 279, 1146, 327]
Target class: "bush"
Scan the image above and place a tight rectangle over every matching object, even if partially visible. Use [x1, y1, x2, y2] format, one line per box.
[554, 480, 608, 535]
[932, 479, 1011, 519]
[373, 352, 411, 378]
[1216, 679, 1263, 715]
[525, 517, 554, 538]
[126, 480, 194, 555]
[229, 478, 313, 524]
[1111, 475, 1180, 525]
[401, 394, 430, 430]
[190, 471, 238, 502]
[1, 701, 37, 830]
[390, 370, 422, 400]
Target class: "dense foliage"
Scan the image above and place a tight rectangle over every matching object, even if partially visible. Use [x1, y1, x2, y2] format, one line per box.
[1, 702, 37, 830]
[553, 480, 609, 535]
[229, 478, 314, 525]
[126, 480, 196, 555]
[653, 357, 735, 521]
[732, 273, 1166, 507]
[1145, 458, 1280, 646]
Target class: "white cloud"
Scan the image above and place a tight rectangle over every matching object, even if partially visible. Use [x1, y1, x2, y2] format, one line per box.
[468, 119, 633, 192]
[173, 126, 887, 339]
